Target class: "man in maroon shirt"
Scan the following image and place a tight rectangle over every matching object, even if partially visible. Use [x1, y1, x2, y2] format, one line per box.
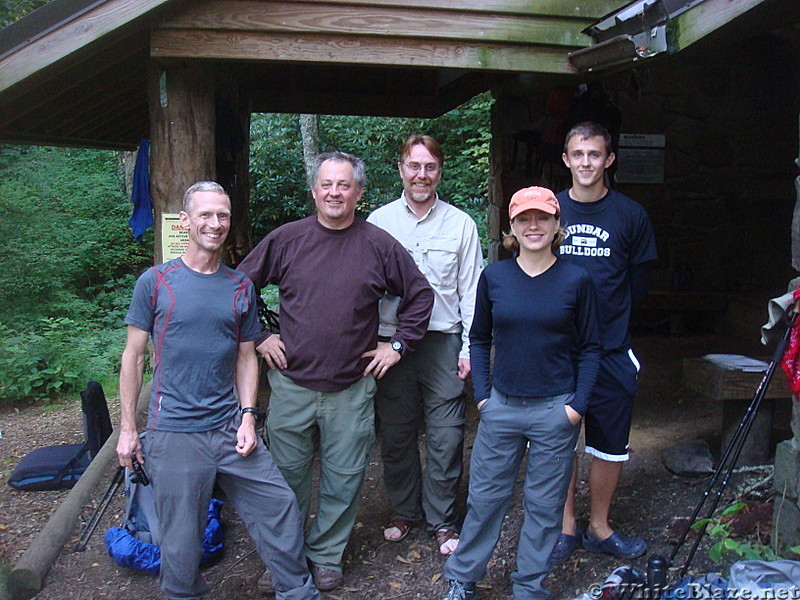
[238, 151, 433, 592]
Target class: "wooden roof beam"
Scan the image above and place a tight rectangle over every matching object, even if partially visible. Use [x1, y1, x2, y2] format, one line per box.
[3, 59, 146, 136]
[293, 0, 625, 19]
[0, 0, 174, 92]
[152, 30, 578, 74]
[159, 1, 594, 48]
[0, 36, 147, 129]
[666, 0, 767, 52]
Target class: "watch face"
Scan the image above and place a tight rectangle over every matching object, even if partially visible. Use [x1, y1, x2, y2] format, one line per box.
[391, 341, 402, 352]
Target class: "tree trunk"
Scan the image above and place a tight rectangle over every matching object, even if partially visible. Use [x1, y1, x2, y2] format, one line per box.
[299, 113, 319, 190]
[118, 150, 137, 198]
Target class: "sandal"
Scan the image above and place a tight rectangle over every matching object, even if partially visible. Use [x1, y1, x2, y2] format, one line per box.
[435, 528, 460, 555]
[384, 519, 415, 542]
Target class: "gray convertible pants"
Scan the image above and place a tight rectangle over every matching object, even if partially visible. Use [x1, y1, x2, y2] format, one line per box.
[147, 414, 320, 600]
[443, 389, 580, 600]
[374, 331, 466, 532]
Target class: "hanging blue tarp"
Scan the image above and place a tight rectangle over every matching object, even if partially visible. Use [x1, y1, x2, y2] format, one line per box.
[129, 138, 153, 242]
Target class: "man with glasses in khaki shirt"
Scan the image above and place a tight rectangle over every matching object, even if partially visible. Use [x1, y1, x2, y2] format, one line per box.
[367, 135, 484, 555]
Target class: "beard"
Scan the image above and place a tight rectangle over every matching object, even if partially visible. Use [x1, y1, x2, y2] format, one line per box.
[407, 188, 434, 203]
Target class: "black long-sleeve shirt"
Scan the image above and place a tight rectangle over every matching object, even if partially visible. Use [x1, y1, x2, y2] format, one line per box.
[469, 257, 601, 415]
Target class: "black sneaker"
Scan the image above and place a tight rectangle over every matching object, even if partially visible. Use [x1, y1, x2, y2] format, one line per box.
[441, 580, 476, 600]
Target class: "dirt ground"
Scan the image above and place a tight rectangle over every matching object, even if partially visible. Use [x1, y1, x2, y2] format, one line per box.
[0, 331, 791, 600]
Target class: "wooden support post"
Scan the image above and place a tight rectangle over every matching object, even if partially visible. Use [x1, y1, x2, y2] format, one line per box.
[489, 79, 579, 263]
[488, 94, 514, 264]
[8, 384, 152, 600]
[148, 61, 217, 264]
[215, 69, 253, 265]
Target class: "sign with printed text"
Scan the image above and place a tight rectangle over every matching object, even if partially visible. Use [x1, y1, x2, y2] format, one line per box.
[616, 133, 665, 184]
[161, 213, 188, 261]
[619, 133, 665, 148]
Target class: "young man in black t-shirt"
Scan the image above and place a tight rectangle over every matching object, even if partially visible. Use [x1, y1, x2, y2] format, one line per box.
[550, 122, 657, 563]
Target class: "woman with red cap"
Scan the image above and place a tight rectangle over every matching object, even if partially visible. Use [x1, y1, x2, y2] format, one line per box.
[439, 186, 602, 600]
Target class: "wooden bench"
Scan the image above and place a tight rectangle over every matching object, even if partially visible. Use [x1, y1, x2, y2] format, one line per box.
[682, 355, 791, 466]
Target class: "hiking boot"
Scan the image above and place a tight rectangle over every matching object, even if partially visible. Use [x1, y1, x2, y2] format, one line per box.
[309, 563, 344, 591]
[441, 580, 476, 600]
[257, 569, 274, 596]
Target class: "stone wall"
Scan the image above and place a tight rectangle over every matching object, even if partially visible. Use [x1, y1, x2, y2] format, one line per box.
[773, 402, 800, 552]
[606, 34, 799, 298]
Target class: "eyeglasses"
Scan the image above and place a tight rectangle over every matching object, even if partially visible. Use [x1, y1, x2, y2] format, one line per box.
[402, 162, 441, 174]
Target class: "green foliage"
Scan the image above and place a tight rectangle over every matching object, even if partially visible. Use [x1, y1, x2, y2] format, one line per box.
[0, 145, 151, 403]
[0, 0, 50, 28]
[0, 146, 151, 323]
[260, 285, 280, 312]
[248, 93, 493, 251]
[0, 319, 127, 403]
[691, 502, 788, 568]
[249, 115, 311, 239]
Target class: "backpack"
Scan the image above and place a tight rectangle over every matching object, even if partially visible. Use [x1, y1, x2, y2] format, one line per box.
[121, 438, 160, 546]
[104, 433, 224, 573]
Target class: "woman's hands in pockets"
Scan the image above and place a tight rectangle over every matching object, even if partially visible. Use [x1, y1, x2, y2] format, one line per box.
[565, 404, 582, 426]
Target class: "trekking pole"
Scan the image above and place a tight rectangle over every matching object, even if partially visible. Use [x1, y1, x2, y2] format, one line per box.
[73, 465, 125, 552]
[669, 305, 799, 577]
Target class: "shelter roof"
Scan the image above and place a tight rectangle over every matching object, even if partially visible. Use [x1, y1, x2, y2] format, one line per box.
[0, 0, 794, 150]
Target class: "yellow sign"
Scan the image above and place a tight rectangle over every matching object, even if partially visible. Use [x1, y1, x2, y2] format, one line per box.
[161, 213, 188, 262]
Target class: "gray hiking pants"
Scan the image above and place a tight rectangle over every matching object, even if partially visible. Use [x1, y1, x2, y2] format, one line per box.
[443, 389, 579, 600]
[374, 331, 466, 532]
[147, 414, 320, 600]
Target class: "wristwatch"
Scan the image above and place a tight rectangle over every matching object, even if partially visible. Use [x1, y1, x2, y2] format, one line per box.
[390, 339, 404, 356]
[241, 407, 260, 419]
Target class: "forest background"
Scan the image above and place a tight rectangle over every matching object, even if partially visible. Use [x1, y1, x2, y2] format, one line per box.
[0, 0, 493, 405]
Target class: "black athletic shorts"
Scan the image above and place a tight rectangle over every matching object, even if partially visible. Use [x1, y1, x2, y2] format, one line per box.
[583, 348, 639, 461]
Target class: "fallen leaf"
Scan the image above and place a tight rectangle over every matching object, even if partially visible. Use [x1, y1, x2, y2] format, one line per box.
[409, 550, 421, 559]
[396, 555, 410, 563]
[431, 573, 442, 584]
[390, 581, 403, 589]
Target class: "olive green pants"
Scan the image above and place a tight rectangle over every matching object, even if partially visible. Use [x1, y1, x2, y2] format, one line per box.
[266, 371, 376, 571]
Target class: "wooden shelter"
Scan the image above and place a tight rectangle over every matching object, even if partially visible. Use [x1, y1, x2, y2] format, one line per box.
[2, 0, 794, 263]
[4, 2, 800, 588]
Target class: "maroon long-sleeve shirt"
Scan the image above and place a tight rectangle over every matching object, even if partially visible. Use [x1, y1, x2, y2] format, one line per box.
[238, 216, 434, 392]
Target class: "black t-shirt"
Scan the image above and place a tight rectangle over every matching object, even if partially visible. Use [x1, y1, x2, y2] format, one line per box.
[557, 189, 657, 351]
